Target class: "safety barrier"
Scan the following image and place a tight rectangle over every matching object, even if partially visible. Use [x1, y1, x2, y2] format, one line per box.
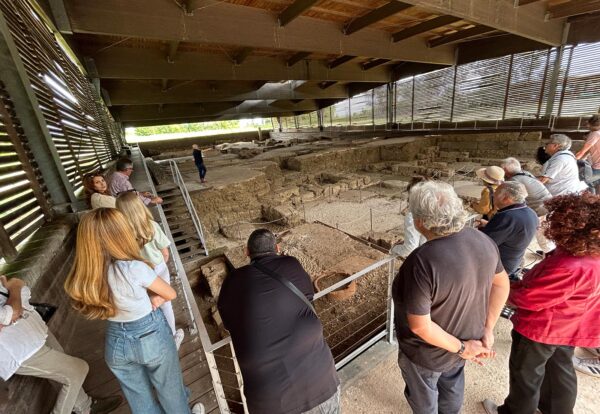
[138, 148, 248, 413]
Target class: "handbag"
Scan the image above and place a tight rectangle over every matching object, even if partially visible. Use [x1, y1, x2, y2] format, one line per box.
[253, 261, 316, 315]
[0, 291, 57, 323]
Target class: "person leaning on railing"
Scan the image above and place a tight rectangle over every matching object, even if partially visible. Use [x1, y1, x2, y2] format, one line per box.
[483, 192, 600, 414]
[217, 229, 340, 414]
[108, 158, 163, 206]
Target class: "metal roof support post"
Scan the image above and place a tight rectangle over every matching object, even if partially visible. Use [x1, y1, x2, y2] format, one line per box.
[502, 54, 514, 120]
[386, 82, 394, 128]
[545, 45, 566, 118]
[0, 10, 75, 211]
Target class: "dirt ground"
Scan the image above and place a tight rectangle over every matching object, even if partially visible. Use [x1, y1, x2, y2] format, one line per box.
[340, 318, 600, 414]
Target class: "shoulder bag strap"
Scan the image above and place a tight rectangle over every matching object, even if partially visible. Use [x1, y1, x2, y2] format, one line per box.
[253, 261, 316, 315]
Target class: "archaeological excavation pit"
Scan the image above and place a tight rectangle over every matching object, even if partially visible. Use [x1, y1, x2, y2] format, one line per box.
[141, 129, 562, 379]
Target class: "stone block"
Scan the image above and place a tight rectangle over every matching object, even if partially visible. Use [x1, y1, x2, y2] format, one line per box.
[262, 204, 302, 226]
[201, 257, 229, 298]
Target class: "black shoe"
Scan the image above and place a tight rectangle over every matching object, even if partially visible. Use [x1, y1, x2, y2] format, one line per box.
[89, 396, 123, 414]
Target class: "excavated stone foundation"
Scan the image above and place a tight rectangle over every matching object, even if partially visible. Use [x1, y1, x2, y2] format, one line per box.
[145, 130, 582, 363]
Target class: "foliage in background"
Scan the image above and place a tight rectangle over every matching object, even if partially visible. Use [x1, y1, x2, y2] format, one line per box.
[134, 120, 244, 136]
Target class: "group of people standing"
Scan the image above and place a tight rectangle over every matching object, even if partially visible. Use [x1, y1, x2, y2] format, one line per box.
[0, 153, 208, 413]
[216, 124, 599, 414]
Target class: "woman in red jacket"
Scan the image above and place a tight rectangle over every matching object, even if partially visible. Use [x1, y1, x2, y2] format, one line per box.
[483, 192, 600, 414]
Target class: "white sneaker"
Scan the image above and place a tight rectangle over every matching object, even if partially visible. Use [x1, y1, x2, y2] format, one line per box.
[573, 354, 600, 377]
[174, 328, 185, 350]
[191, 403, 205, 414]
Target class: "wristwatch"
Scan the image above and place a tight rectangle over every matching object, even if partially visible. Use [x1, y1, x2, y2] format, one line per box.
[457, 340, 466, 355]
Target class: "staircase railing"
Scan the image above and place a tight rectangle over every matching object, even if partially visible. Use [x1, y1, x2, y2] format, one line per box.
[164, 159, 209, 257]
[136, 148, 240, 413]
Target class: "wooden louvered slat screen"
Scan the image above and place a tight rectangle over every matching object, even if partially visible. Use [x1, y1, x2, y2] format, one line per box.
[395, 78, 413, 124]
[504, 50, 551, 119]
[373, 85, 387, 125]
[0, 81, 51, 259]
[350, 91, 373, 126]
[557, 42, 600, 116]
[413, 67, 454, 122]
[453, 55, 511, 122]
[331, 100, 350, 126]
[1, 0, 121, 195]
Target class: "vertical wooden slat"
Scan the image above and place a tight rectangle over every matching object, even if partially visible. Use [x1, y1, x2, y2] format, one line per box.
[0, 95, 52, 217]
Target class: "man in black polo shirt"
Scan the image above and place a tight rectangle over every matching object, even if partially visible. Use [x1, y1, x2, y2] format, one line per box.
[479, 181, 539, 278]
[217, 229, 339, 414]
[393, 181, 509, 414]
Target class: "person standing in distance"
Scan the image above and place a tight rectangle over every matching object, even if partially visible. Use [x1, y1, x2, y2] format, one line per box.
[192, 145, 207, 183]
[217, 229, 340, 414]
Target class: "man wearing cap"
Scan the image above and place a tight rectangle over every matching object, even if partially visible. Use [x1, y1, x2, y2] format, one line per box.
[472, 166, 505, 219]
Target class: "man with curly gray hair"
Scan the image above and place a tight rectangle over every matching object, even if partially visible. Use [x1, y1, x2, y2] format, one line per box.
[392, 181, 510, 414]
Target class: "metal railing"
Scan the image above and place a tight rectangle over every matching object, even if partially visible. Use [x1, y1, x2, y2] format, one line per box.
[136, 148, 246, 413]
[163, 158, 209, 256]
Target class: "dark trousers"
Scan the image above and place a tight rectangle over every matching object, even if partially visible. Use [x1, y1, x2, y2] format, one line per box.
[499, 330, 577, 414]
[196, 163, 206, 180]
[398, 350, 465, 414]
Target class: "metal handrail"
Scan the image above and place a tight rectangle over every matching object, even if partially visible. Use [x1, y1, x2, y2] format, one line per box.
[136, 148, 233, 413]
[165, 159, 209, 256]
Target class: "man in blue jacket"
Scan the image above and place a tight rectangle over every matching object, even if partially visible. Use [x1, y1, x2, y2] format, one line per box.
[479, 181, 538, 279]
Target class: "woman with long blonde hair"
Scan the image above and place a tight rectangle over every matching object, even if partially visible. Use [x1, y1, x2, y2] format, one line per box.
[115, 191, 183, 348]
[64, 208, 203, 414]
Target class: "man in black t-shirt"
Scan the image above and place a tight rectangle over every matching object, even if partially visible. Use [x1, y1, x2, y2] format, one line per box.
[392, 181, 510, 414]
[218, 229, 340, 414]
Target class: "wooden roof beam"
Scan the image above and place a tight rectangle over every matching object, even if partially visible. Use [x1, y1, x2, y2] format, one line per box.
[232, 47, 253, 65]
[287, 51, 311, 67]
[547, 0, 600, 19]
[166, 40, 179, 63]
[428, 26, 496, 48]
[63, 0, 455, 63]
[399, 0, 564, 45]
[392, 15, 461, 43]
[105, 80, 351, 105]
[92, 48, 394, 82]
[362, 59, 391, 71]
[328, 55, 356, 69]
[344, 1, 412, 35]
[278, 0, 320, 27]
[515, 0, 543, 6]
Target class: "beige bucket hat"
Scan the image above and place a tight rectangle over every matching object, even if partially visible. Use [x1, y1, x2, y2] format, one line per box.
[476, 166, 505, 185]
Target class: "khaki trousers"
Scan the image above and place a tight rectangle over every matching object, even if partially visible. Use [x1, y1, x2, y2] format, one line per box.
[15, 331, 92, 414]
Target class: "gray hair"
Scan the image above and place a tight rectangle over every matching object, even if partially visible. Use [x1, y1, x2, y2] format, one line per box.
[548, 134, 572, 151]
[496, 181, 528, 204]
[409, 181, 468, 237]
[500, 157, 522, 174]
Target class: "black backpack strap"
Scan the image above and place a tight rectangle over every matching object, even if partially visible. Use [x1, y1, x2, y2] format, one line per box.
[253, 261, 316, 315]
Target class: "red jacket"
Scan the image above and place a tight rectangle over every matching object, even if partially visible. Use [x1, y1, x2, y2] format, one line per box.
[510, 248, 600, 347]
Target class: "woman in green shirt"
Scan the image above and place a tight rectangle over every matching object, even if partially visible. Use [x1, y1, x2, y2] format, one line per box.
[116, 192, 185, 350]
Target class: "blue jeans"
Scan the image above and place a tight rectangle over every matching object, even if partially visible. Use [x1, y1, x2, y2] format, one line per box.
[196, 163, 206, 180]
[105, 310, 190, 414]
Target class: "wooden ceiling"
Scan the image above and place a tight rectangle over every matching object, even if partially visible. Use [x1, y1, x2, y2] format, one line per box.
[36, 0, 600, 126]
